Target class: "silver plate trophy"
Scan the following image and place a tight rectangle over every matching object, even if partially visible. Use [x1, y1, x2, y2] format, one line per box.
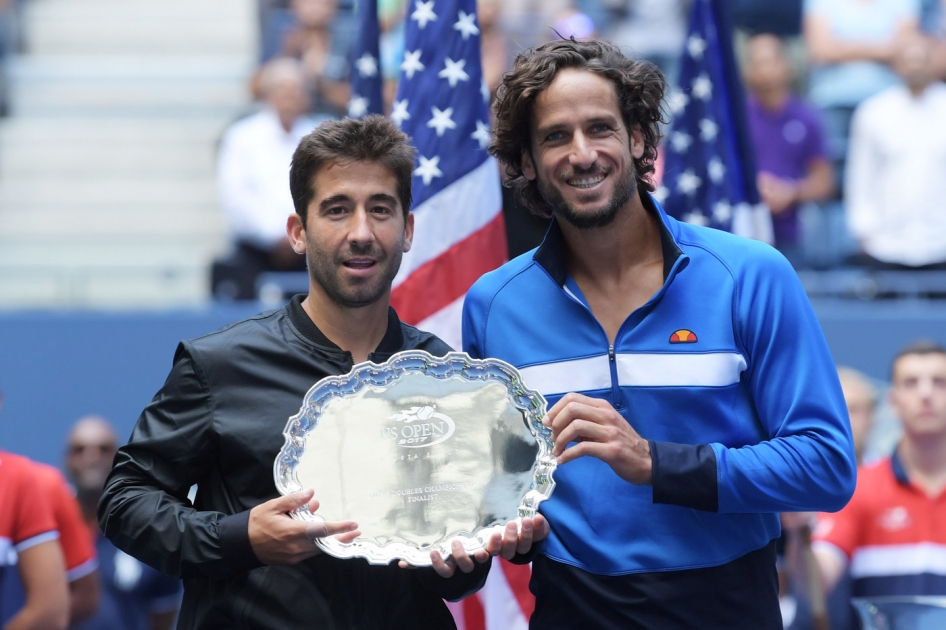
[274, 350, 556, 566]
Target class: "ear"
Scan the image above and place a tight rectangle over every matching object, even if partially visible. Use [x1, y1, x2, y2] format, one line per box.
[630, 126, 645, 160]
[402, 212, 415, 253]
[521, 149, 536, 181]
[287, 213, 306, 254]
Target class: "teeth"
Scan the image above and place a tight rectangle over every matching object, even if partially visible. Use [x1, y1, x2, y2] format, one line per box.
[568, 175, 605, 188]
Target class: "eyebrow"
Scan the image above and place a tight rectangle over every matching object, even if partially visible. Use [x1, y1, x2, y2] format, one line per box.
[318, 193, 399, 211]
[536, 115, 621, 138]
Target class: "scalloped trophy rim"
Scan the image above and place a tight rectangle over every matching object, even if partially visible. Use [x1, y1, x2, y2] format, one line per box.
[273, 349, 556, 566]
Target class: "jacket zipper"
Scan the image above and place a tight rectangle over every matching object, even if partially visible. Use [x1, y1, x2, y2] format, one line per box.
[608, 343, 621, 409]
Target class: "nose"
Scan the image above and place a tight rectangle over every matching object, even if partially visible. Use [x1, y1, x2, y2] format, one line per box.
[569, 132, 598, 169]
[917, 377, 935, 399]
[348, 207, 374, 244]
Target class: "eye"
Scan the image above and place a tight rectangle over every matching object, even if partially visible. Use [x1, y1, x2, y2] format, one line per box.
[544, 130, 564, 142]
[325, 206, 347, 216]
[590, 123, 612, 134]
[370, 205, 395, 216]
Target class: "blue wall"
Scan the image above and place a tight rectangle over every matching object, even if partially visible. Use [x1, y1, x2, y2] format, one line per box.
[2, 298, 945, 468]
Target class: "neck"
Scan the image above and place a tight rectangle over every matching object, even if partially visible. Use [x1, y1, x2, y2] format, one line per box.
[907, 81, 931, 98]
[755, 87, 789, 111]
[278, 114, 295, 133]
[302, 289, 391, 364]
[558, 191, 663, 282]
[899, 432, 946, 496]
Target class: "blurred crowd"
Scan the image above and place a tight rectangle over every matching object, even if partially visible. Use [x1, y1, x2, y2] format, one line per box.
[0, 391, 183, 629]
[204, 0, 946, 298]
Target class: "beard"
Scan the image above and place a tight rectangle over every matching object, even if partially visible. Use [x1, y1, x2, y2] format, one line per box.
[537, 162, 638, 229]
[306, 239, 405, 309]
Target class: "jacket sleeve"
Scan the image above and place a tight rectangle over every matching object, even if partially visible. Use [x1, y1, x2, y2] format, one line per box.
[98, 341, 261, 580]
[652, 246, 857, 513]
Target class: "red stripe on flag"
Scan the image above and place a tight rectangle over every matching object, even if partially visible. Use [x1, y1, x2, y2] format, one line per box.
[500, 559, 535, 619]
[463, 593, 486, 630]
[391, 210, 506, 325]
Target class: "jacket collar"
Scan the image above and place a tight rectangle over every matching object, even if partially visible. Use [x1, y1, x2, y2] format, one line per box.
[287, 294, 405, 355]
[532, 189, 685, 286]
[891, 448, 911, 487]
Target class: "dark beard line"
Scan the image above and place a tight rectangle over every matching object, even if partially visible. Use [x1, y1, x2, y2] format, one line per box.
[538, 166, 638, 229]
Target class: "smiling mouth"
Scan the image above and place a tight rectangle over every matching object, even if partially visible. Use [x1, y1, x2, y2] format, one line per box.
[343, 259, 377, 269]
[566, 173, 606, 189]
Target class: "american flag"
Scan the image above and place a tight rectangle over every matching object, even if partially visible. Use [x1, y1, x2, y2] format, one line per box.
[385, 0, 507, 352]
[348, 0, 384, 118]
[657, 0, 770, 241]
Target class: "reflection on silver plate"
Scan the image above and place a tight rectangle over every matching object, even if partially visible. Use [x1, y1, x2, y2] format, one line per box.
[274, 350, 556, 566]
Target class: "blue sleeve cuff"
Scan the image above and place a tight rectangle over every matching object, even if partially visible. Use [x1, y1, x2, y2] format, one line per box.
[651, 441, 718, 512]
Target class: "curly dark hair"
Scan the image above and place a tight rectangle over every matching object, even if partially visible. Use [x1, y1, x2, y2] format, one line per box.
[290, 115, 416, 225]
[490, 38, 668, 218]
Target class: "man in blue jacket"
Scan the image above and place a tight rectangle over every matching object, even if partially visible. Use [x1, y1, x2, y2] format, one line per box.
[462, 38, 856, 629]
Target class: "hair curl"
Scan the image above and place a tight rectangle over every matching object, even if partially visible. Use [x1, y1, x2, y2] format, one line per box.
[490, 38, 668, 218]
[290, 115, 415, 225]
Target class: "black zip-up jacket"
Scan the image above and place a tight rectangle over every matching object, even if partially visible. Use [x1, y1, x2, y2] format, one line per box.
[98, 295, 488, 629]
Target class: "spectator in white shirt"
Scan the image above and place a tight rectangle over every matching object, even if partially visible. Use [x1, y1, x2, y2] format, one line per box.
[213, 57, 330, 300]
[845, 33, 946, 268]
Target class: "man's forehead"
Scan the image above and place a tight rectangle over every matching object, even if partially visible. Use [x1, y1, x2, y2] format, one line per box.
[69, 417, 116, 445]
[311, 160, 397, 197]
[893, 353, 946, 378]
[532, 70, 621, 122]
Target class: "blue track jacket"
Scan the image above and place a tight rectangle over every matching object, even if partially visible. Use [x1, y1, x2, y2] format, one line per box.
[462, 193, 856, 577]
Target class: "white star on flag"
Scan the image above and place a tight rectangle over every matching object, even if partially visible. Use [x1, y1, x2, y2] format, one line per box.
[427, 107, 457, 136]
[391, 99, 410, 127]
[347, 96, 369, 118]
[471, 120, 490, 149]
[413, 155, 443, 185]
[400, 50, 425, 79]
[411, 0, 437, 29]
[677, 169, 702, 196]
[699, 118, 719, 142]
[713, 200, 732, 223]
[670, 131, 693, 153]
[683, 211, 710, 226]
[653, 185, 670, 204]
[438, 58, 470, 87]
[453, 10, 479, 39]
[707, 156, 726, 183]
[355, 52, 378, 78]
[692, 73, 713, 100]
[687, 35, 707, 60]
[667, 88, 689, 115]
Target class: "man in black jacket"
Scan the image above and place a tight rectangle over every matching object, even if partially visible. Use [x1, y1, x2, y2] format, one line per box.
[98, 115, 547, 629]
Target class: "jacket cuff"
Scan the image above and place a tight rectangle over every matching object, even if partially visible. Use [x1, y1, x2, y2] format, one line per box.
[650, 441, 718, 512]
[218, 510, 264, 575]
[413, 557, 491, 601]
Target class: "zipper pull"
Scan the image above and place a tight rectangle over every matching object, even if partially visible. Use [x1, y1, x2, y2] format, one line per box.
[608, 344, 615, 362]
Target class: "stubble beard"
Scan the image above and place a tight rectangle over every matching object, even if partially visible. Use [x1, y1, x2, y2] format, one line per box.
[538, 163, 638, 229]
[306, 239, 404, 309]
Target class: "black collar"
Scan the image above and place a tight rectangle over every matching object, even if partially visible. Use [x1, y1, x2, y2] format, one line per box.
[288, 294, 405, 354]
[532, 189, 684, 286]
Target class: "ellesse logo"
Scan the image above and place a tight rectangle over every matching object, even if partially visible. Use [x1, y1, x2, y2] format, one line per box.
[669, 329, 698, 344]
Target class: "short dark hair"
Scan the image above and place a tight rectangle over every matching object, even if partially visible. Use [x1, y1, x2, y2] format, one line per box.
[891, 339, 946, 379]
[290, 115, 416, 225]
[490, 38, 668, 218]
